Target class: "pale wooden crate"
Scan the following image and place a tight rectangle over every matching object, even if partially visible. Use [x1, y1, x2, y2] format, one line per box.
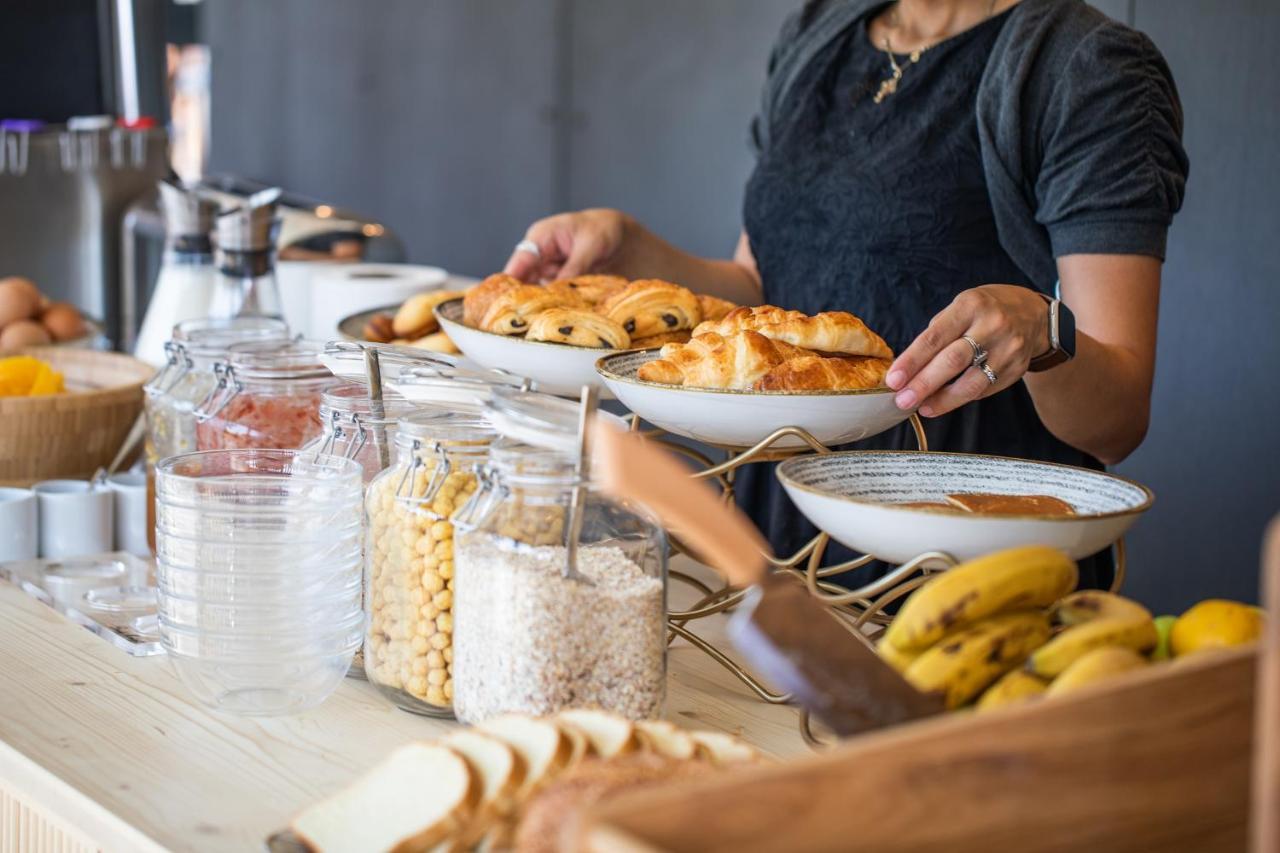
[587, 643, 1257, 853]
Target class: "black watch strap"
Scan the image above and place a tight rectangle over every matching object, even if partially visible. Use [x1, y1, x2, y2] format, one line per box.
[1027, 291, 1075, 373]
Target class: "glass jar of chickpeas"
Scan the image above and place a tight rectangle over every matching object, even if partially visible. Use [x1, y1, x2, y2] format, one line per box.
[363, 410, 495, 716]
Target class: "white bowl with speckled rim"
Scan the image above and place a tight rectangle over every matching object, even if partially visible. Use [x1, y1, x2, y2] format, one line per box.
[594, 349, 909, 449]
[434, 298, 621, 399]
[776, 451, 1153, 563]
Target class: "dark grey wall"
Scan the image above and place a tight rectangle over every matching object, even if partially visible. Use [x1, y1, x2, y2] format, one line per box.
[206, 1, 1280, 613]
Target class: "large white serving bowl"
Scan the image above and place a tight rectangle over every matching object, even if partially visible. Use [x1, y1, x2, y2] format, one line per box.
[595, 349, 910, 449]
[434, 298, 621, 399]
[777, 451, 1153, 563]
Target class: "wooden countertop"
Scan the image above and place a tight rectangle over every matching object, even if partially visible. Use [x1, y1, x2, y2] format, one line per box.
[0, 559, 805, 852]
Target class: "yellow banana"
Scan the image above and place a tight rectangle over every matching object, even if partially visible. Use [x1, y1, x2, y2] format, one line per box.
[1046, 646, 1148, 696]
[975, 669, 1049, 712]
[903, 611, 1052, 709]
[1027, 615, 1157, 678]
[875, 636, 921, 674]
[1051, 591, 1151, 627]
[885, 545, 1077, 652]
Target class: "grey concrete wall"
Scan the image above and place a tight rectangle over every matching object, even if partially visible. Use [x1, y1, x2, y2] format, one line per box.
[206, 1, 1280, 613]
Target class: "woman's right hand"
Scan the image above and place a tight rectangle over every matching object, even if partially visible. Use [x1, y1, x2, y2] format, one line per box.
[503, 208, 632, 282]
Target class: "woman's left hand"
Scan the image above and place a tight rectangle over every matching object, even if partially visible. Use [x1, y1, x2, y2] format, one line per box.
[885, 285, 1050, 417]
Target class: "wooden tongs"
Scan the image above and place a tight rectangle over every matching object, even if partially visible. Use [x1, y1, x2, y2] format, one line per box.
[591, 419, 942, 736]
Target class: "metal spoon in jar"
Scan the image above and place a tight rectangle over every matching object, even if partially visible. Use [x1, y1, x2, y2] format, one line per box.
[90, 412, 147, 490]
[562, 385, 597, 586]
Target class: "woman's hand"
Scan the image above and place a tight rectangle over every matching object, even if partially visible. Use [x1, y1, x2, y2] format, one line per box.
[503, 208, 632, 283]
[886, 285, 1050, 417]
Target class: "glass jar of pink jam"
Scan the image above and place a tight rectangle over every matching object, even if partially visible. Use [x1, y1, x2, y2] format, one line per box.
[194, 339, 338, 451]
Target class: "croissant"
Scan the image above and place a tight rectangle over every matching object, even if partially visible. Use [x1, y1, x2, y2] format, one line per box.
[598, 280, 702, 339]
[392, 289, 464, 338]
[525, 308, 631, 349]
[480, 285, 582, 335]
[752, 355, 891, 392]
[546, 274, 628, 306]
[695, 305, 893, 360]
[463, 274, 522, 327]
[636, 330, 795, 390]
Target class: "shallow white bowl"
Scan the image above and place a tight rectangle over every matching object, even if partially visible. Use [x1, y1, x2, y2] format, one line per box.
[595, 350, 910, 449]
[434, 299, 621, 399]
[776, 451, 1153, 563]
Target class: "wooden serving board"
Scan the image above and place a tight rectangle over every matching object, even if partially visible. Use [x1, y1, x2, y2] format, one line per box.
[586, 644, 1257, 853]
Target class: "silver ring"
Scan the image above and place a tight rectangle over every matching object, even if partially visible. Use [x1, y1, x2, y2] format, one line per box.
[961, 335, 988, 366]
[979, 362, 998, 385]
[514, 239, 541, 259]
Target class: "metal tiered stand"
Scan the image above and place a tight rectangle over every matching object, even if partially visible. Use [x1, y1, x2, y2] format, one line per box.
[630, 413, 1128, 746]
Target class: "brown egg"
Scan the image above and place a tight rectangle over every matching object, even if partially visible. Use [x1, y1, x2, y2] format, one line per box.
[40, 302, 87, 342]
[0, 277, 43, 327]
[0, 319, 52, 352]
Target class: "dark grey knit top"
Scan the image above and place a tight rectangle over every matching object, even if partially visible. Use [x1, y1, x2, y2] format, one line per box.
[734, 0, 1188, 589]
[751, 0, 1190, 290]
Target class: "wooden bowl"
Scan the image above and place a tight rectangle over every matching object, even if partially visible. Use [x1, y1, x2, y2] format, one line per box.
[0, 347, 154, 484]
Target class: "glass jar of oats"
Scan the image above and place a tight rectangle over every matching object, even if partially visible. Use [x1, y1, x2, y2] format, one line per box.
[363, 410, 495, 716]
[450, 389, 668, 724]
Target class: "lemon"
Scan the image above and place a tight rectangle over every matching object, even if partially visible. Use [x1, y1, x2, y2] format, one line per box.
[1170, 599, 1264, 657]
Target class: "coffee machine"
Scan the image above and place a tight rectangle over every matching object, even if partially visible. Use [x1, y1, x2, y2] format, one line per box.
[0, 0, 171, 347]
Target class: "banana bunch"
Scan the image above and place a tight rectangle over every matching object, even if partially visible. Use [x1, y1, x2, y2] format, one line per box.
[877, 546, 1267, 715]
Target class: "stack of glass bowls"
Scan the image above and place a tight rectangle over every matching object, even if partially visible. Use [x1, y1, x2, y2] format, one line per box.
[154, 449, 364, 715]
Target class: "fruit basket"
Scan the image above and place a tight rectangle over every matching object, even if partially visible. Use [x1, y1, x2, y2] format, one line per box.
[0, 347, 153, 484]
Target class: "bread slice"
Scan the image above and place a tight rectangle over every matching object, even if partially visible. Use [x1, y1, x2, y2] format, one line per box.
[634, 720, 698, 760]
[558, 720, 592, 769]
[442, 731, 524, 848]
[689, 730, 762, 766]
[555, 710, 641, 759]
[476, 714, 573, 796]
[291, 743, 477, 853]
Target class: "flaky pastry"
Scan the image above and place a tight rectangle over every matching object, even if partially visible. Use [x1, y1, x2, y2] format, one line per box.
[546, 274, 628, 306]
[752, 355, 890, 392]
[480, 285, 582, 335]
[598, 280, 701, 339]
[464, 274, 523, 327]
[694, 305, 893, 359]
[525, 308, 631, 349]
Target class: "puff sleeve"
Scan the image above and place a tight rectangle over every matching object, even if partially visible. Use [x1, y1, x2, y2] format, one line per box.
[1034, 22, 1190, 259]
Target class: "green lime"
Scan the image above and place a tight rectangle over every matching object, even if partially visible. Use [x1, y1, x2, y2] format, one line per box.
[1152, 614, 1178, 660]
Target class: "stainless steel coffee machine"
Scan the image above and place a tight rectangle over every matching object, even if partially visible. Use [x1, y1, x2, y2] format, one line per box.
[0, 0, 171, 347]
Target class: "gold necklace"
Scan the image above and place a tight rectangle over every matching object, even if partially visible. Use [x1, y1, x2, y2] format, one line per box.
[873, 0, 1000, 104]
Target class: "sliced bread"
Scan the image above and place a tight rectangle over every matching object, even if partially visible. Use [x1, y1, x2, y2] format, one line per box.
[291, 743, 477, 853]
[634, 720, 698, 761]
[689, 730, 761, 765]
[555, 710, 641, 759]
[475, 714, 573, 796]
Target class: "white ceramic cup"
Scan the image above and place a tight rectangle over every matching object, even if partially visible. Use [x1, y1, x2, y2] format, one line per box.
[0, 487, 38, 562]
[106, 472, 149, 556]
[33, 480, 114, 560]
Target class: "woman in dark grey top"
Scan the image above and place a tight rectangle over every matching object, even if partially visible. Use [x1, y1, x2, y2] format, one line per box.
[506, 0, 1189, 588]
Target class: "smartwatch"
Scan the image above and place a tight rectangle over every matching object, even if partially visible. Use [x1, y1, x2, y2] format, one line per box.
[1027, 291, 1076, 372]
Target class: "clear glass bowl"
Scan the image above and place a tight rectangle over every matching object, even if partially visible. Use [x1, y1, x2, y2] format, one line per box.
[154, 449, 365, 715]
[157, 590, 363, 632]
[155, 564, 362, 601]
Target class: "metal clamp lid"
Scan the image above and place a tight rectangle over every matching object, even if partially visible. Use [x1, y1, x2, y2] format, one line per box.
[143, 340, 193, 396]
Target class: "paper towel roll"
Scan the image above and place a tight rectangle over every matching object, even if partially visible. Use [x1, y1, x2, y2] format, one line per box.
[279, 262, 449, 339]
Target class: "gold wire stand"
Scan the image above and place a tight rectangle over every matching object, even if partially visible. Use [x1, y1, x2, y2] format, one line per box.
[631, 414, 1129, 737]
